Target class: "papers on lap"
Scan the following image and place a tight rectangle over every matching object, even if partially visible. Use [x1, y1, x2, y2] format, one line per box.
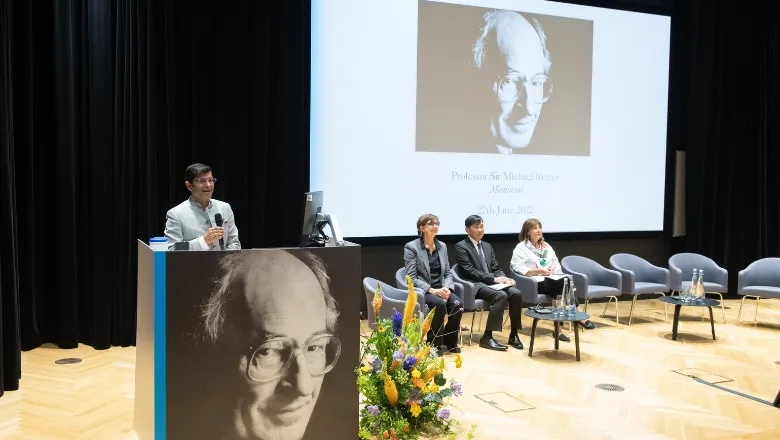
[488, 283, 511, 290]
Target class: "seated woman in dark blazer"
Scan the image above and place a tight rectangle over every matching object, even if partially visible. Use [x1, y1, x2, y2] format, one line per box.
[403, 214, 464, 354]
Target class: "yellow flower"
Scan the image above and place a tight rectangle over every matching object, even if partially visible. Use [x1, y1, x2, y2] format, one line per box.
[382, 372, 399, 407]
[455, 353, 462, 368]
[411, 369, 421, 379]
[410, 402, 422, 417]
[413, 346, 431, 366]
[429, 383, 439, 393]
[378, 325, 385, 333]
[360, 365, 371, 373]
[422, 367, 440, 383]
[420, 307, 436, 338]
[372, 285, 383, 317]
[403, 275, 417, 329]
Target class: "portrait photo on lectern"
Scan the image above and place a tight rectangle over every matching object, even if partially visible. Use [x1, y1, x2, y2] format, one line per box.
[164, 248, 357, 440]
[415, 1, 593, 156]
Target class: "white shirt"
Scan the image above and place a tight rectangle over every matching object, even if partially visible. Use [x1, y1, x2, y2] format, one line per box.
[510, 240, 563, 275]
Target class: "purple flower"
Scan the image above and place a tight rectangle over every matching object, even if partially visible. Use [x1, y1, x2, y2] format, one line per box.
[392, 350, 404, 362]
[391, 310, 403, 336]
[403, 356, 417, 371]
[438, 408, 451, 419]
[366, 405, 380, 416]
[371, 357, 382, 372]
[450, 380, 463, 397]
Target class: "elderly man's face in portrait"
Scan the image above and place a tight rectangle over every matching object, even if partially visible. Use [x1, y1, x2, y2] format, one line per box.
[487, 12, 551, 151]
[227, 252, 339, 440]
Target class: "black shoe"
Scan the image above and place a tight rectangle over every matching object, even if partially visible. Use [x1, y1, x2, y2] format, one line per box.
[479, 337, 508, 351]
[448, 345, 462, 354]
[556, 333, 571, 343]
[579, 320, 596, 330]
[508, 334, 524, 350]
[436, 345, 445, 356]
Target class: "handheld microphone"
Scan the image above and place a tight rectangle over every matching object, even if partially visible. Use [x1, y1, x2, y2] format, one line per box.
[215, 213, 225, 250]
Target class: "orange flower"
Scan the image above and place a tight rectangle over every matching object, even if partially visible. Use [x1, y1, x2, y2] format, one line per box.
[413, 346, 431, 366]
[382, 371, 399, 407]
[420, 307, 435, 338]
[412, 377, 428, 392]
[422, 367, 440, 383]
[372, 285, 383, 317]
[403, 276, 417, 329]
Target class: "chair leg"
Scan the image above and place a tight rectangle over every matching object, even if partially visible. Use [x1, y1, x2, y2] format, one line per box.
[599, 296, 619, 324]
[584, 298, 590, 313]
[737, 296, 747, 322]
[755, 297, 760, 322]
[628, 295, 637, 326]
[468, 311, 477, 346]
[715, 292, 725, 324]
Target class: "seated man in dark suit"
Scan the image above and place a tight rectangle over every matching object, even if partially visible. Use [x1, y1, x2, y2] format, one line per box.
[455, 215, 523, 351]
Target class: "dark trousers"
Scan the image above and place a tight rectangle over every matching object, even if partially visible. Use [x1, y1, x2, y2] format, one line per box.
[425, 292, 464, 348]
[476, 286, 523, 333]
[538, 277, 567, 298]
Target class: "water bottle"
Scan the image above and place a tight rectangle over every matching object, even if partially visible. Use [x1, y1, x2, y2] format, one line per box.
[567, 276, 577, 316]
[696, 269, 704, 301]
[685, 268, 698, 302]
[149, 236, 168, 251]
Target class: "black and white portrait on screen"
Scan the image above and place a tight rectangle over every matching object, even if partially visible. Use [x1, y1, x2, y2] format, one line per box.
[415, 1, 594, 156]
[165, 248, 358, 440]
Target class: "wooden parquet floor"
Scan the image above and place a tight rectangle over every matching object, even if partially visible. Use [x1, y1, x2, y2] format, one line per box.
[1, 298, 779, 439]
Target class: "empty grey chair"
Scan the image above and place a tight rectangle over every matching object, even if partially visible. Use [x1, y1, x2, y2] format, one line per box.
[737, 257, 780, 323]
[450, 264, 486, 345]
[669, 253, 728, 323]
[561, 256, 622, 324]
[609, 253, 670, 325]
[363, 277, 422, 328]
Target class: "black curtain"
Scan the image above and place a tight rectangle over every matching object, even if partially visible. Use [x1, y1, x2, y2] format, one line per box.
[672, 0, 780, 294]
[0, 0, 310, 397]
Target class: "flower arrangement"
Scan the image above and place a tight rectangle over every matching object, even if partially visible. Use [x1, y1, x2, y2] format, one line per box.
[357, 276, 463, 440]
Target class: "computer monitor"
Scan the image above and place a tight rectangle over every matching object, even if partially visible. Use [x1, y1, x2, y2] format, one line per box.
[300, 191, 344, 247]
[300, 191, 325, 246]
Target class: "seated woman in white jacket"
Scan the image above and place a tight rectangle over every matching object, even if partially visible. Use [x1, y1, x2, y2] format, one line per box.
[510, 218, 596, 342]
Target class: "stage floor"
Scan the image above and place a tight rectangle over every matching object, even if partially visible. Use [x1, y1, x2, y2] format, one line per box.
[1, 297, 779, 439]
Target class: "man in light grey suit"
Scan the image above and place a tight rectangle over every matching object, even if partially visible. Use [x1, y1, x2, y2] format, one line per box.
[164, 163, 241, 250]
[403, 214, 463, 354]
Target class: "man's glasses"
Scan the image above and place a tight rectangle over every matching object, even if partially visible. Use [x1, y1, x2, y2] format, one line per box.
[245, 334, 342, 383]
[496, 74, 553, 104]
[193, 178, 217, 185]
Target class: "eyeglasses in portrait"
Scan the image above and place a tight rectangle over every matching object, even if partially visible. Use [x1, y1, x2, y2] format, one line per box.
[164, 248, 359, 440]
[415, 1, 593, 156]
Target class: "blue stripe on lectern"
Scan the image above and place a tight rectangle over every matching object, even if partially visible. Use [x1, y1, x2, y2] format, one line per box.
[154, 251, 167, 439]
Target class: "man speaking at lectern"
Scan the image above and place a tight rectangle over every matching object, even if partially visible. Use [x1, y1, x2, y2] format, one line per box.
[164, 163, 241, 250]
